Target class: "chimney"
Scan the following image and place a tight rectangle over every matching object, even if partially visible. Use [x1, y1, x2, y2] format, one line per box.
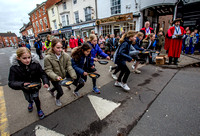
[36, 4, 40, 7]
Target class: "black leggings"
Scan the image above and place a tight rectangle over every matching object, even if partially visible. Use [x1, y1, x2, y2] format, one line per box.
[51, 81, 64, 100]
[117, 62, 130, 83]
[33, 97, 41, 111]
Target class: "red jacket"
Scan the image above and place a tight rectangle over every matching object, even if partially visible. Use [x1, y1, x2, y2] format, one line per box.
[69, 38, 78, 48]
[76, 38, 83, 46]
[140, 27, 154, 38]
[164, 26, 185, 58]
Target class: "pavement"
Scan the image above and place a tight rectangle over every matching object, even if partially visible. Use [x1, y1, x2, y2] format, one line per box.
[0, 47, 200, 135]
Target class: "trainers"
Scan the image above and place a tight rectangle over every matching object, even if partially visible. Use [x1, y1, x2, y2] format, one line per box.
[38, 110, 45, 119]
[73, 91, 80, 97]
[28, 103, 33, 112]
[47, 88, 55, 97]
[114, 81, 122, 87]
[121, 83, 130, 91]
[132, 64, 135, 69]
[55, 99, 62, 107]
[112, 74, 118, 80]
[134, 69, 141, 74]
[109, 66, 112, 72]
[93, 87, 100, 94]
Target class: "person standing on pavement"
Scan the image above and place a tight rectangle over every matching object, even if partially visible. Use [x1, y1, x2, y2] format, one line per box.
[69, 35, 78, 49]
[71, 43, 93, 96]
[87, 34, 110, 94]
[114, 30, 137, 91]
[156, 31, 165, 52]
[8, 47, 49, 119]
[44, 38, 77, 107]
[194, 29, 200, 53]
[62, 37, 68, 52]
[34, 38, 43, 59]
[140, 21, 154, 39]
[164, 18, 185, 65]
[76, 35, 83, 46]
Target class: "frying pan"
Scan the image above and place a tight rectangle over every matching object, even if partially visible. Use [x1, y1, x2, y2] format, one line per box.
[98, 60, 108, 65]
[59, 78, 74, 86]
[88, 73, 100, 79]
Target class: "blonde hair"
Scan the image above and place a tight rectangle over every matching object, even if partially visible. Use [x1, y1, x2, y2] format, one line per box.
[89, 34, 97, 42]
[119, 30, 137, 44]
[137, 32, 144, 37]
[16, 47, 31, 58]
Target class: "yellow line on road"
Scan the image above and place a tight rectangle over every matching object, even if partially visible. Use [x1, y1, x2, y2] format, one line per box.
[0, 86, 10, 136]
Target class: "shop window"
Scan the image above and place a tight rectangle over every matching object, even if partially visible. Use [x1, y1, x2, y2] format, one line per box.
[101, 25, 112, 37]
[53, 20, 57, 29]
[61, 15, 66, 27]
[73, 0, 77, 4]
[84, 7, 91, 21]
[111, 0, 121, 15]
[63, 2, 67, 10]
[74, 11, 79, 23]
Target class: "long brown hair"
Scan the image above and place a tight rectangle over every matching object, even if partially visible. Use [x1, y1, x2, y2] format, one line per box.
[49, 38, 62, 53]
[71, 43, 92, 62]
[119, 30, 137, 44]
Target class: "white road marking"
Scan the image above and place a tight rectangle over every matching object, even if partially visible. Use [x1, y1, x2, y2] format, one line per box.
[35, 125, 65, 136]
[0, 53, 5, 55]
[88, 95, 121, 120]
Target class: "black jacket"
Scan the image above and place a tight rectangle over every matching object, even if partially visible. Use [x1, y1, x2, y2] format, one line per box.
[115, 37, 132, 64]
[8, 53, 49, 93]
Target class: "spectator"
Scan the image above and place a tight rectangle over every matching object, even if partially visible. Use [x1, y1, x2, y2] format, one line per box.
[156, 31, 165, 51]
[77, 35, 83, 46]
[69, 35, 77, 49]
[140, 21, 154, 39]
[62, 37, 68, 52]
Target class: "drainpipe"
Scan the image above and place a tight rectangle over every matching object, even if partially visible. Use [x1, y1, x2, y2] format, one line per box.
[95, 0, 99, 34]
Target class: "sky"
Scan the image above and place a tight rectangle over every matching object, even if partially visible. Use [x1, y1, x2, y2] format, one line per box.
[0, 0, 46, 36]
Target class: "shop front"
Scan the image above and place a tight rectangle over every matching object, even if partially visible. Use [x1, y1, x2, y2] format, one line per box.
[51, 30, 60, 39]
[72, 21, 95, 39]
[58, 26, 72, 40]
[96, 13, 139, 37]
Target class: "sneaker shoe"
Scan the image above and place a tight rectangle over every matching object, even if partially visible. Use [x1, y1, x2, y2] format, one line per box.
[112, 74, 118, 80]
[134, 69, 141, 74]
[73, 91, 80, 97]
[109, 66, 112, 72]
[55, 99, 62, 107]
[114, 81, 122, 87]
[38, 110, 45, 119]
[121, 83, 130, 91]
[28, 103, 33, 112]
[93, 87, 100, 94]
[132, 64, 135, 69]
[47, 88, 55, 97]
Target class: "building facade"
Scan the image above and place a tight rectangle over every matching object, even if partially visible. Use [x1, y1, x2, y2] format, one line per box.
[20, 22, 35, 47]
[28, 2, 51, 38]
[46, 0, 62, 38]
[96, 0, 140, 37]
[0, 32, 18, 47]
[57, 0, 96, 39]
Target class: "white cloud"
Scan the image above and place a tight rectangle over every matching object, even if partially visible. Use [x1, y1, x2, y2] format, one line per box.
[0, 0, 46, 36]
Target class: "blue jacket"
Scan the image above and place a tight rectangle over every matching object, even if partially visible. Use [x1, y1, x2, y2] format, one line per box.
[71, 56, 93, 76]
[26, 44, 31, 50]
[87, 41, 108, 64]
[134, 37, 144, 51]
[195, 33, 199, 44]
[115, 37, 132, 64]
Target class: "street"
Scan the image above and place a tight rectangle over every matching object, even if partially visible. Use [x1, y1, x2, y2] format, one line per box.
[0, 47, 200, 136]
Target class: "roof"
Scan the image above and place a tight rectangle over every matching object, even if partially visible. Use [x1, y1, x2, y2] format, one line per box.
[0, 33, 17, 37]
[28, 1, 47, 15]
[46, 0, 61, 9]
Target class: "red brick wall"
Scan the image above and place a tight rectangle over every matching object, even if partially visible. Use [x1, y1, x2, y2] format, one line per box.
[1, 36, 18, 47]
[30, 3, 50, 37]
[158, 15, 173, 34]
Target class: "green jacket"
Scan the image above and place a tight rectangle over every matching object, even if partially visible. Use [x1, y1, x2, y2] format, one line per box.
[44, 51, 77, 81]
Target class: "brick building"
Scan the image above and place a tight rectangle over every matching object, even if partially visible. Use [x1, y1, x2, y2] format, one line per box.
[19, 22, 35, 47]
[0, 32, 18, 48]
[28, 1, 51, 38]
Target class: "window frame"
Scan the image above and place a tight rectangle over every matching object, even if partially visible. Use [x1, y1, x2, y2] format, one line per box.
[52, 8, 55, 16]
[63, 2, 67, 10]
[84, 7, 92, 21]
[110, 0, 121, 15]
[73, 0, 77, 4]
[74, 11, 79, 24]
[61, 15, 66, 27]
[40, 19, 44, 30]
[53, 20, 57, 29]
